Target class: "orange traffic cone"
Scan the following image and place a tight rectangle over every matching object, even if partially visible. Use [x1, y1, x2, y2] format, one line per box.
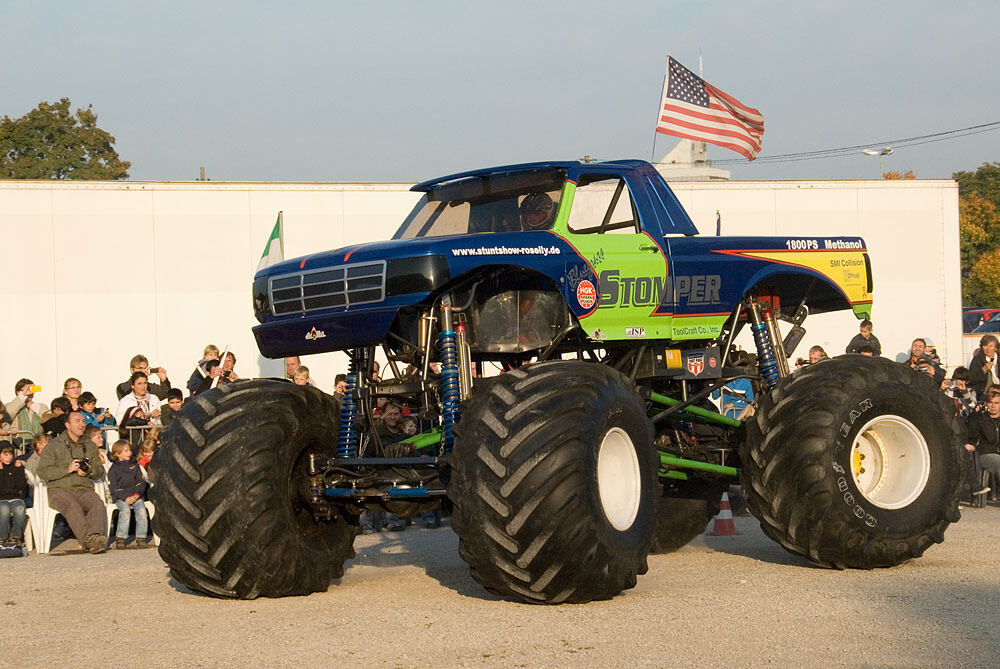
[707, 492, 740, 536]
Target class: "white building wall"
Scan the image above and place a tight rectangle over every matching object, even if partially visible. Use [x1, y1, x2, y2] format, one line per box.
[0, 178, 960, 412]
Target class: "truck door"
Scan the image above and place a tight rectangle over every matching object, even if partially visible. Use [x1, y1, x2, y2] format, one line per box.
[558, 175, 671, 340]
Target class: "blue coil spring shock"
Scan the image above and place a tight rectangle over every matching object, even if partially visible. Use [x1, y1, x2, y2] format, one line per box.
[438, 329, 461, 451]
[337, 358, 361, 458]
[752, 322, 781, 390]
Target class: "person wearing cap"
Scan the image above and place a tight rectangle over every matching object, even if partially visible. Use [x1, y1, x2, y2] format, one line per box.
[519, 192, 556, 231]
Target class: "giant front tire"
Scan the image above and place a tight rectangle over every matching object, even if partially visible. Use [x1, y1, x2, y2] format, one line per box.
[740, 356, 962, 568]
[450, 361, 657, 604]
[150, 380, 357, 598]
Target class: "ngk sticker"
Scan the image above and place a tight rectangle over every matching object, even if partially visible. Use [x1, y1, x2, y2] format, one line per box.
[687, 353, 705, 376]
[577, 280, 596, 309]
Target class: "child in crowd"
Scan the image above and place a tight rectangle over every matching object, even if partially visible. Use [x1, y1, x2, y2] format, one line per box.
[0, 443, 29, 545]
[82, 425, 110, 466]
[40, 396, 72, 435]
[795, 345, 829, 367]
[107, 439, 150, 549]
[187, 344, 220, 394]
[79, 391, 115, 447]
[401, 415, 419, 438]
[160, 388, 184, 426]
[846, 319, 882, 356]
[292, 365, 311, 386]
[138, 434, 157, 470]
[120, 406, 150, 449]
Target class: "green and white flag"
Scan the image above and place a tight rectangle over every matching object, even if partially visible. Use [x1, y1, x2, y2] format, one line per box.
[257, 212, 284, 272]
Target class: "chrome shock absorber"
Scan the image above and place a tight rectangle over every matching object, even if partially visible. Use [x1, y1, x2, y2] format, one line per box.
[438, 297, 461, 452]
[748, 299, 781, 390]
[337, 350, 362, 458]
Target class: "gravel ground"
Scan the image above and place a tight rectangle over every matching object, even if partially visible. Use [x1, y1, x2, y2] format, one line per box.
[5, 505, 1000, 668]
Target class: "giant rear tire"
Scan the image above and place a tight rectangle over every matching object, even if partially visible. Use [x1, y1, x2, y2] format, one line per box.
[740, 356, 962, 568]
[150, 380, 357, 598]
[450, 361, 657, 604]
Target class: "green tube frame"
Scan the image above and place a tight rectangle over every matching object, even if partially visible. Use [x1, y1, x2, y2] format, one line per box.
[648, 392, 742, 429]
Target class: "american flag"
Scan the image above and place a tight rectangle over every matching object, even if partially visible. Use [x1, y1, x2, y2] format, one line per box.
[656, 57, 764, 160]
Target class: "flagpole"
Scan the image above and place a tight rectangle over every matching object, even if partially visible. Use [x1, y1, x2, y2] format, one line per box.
[649, 54, 670, 163]
[211, 345, 229, 389]
[277, 210, 284, 258]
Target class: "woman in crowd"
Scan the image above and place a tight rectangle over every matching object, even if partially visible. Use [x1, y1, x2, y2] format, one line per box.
[61, 378, 83, 411]
[968, 334, 999, 399]
[115, 372, 162, 426]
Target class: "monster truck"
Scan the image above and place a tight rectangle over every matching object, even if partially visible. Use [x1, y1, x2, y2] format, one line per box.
[151, 159, 962, 603]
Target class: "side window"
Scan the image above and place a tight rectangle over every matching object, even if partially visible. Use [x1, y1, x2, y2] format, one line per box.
[567, 177, 640, 235]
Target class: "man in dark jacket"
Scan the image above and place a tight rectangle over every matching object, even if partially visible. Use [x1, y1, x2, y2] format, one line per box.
[965, 391, 1000, 498]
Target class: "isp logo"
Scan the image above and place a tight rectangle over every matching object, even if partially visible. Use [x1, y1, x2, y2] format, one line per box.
[577, 280, 596, 309]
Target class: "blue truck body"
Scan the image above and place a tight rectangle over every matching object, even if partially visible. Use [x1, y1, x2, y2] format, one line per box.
[252, 159, 871, 358]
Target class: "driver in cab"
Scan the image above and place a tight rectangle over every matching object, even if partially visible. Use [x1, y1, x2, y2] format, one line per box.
[519, 193, 556, 231]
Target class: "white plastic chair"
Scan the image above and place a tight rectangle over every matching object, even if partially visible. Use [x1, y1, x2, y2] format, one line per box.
[21, 470, 40, 552]
[22, 517, 34, 552]
[95, 478, 118, 541]
[27, 471, 111, 553]
[26, 471, 56, 553]
[139, 464, 160, 546]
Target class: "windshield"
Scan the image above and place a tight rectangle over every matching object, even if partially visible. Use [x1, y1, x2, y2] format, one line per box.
[394, 168, 565, 239]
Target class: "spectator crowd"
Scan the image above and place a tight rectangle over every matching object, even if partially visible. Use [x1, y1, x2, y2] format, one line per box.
[2, 322, 997, 555]
[798, 320, 1000, 507]
[0, 344, 444, 553]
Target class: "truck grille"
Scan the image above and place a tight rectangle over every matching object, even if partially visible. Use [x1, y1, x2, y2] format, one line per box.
[269, 261, 386, 315]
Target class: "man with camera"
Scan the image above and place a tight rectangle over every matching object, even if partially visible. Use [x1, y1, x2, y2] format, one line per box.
[115, 354, 171, 401]
[36, 410, 108, 554]
[907, 338, 945, 385]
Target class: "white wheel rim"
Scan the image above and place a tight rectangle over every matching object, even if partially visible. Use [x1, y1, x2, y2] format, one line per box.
[597, 427, 642, 531]
[850, 415, 930, 509]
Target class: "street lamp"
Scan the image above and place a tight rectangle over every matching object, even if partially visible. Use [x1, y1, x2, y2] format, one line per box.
[862, 147, 893, 178]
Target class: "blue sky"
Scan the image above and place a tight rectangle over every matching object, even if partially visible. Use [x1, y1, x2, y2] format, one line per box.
[5, 1, 998, 182]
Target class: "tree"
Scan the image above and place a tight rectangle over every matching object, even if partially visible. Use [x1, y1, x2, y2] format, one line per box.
[953, 162, 1000, 209]
[960, 192, 1000, 306]
[0, 98, 130, 179]
[883, 170, 916, 180]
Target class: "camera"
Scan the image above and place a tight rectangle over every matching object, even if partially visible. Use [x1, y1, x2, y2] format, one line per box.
[150, 367, 160, 373]
[77, 458, 91, 474]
